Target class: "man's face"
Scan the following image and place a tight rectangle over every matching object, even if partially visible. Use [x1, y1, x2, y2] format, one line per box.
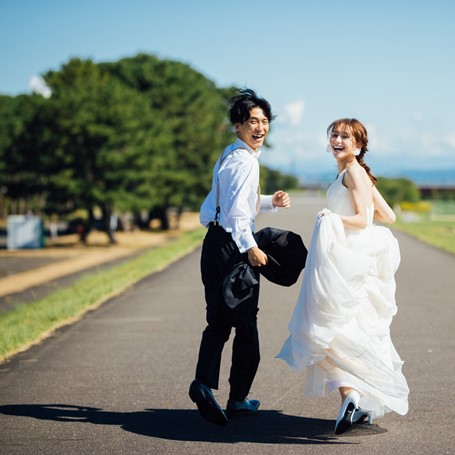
[235, 107, 270, 151]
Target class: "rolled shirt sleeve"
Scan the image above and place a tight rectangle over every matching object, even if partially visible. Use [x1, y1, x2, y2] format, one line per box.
[218, 152, 258, 253]
[259, 195, 277, 213]
[199, 139, 277, 254]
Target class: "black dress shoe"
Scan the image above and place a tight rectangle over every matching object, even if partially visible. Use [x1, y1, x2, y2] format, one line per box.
[226, 398, 260, 417]
[189, 380, 228, 426]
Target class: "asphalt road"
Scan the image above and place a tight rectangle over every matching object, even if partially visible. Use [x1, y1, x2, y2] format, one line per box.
[0, 193, 454, 455]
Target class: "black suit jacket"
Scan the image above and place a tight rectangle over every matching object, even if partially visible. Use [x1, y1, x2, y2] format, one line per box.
[223, 227, 308, 309]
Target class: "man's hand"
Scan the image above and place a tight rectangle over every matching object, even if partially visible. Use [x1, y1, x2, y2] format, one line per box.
[272, 190, 291, 208]
[247, 246, 268, 267]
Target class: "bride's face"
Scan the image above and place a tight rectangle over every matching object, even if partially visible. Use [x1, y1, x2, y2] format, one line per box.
[329, 127, 357, 160]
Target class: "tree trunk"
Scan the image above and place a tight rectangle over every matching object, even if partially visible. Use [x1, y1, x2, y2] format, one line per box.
[79, 206, 94, 244]
[102, 202, 117, 245]
[149, 206, 169, 230]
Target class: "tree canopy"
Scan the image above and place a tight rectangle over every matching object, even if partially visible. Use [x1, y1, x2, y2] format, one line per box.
[376, 177, 420, 207]
[100, 54, 235, 210]
[0, 54, 299, 238]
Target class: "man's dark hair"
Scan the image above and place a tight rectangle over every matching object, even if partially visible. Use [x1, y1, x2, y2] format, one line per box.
[228, 88, 276, 125]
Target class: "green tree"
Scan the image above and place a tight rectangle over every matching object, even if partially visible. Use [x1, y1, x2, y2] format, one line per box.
[1, 54, 299, 237]
[376, 177, 420, 207]
[260, 166, 300, 194]
[101, 54, 234, 227]
[41, 58, 158, 242]
[0, 94, 49, 216]
[0, 95, 16, 216]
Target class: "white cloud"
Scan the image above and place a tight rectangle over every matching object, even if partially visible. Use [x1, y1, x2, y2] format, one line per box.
[29, 76, 51, 98]
[277, 100, 305, 126]
[415, 131, 454, 157]
[443, 133, 455, 149]
[263, 125, 333, 176]
[264, 109, 455, 180]
[419, 132, 434, 148]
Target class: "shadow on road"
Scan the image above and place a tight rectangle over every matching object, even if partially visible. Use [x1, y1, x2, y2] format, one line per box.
[0, 404, 386, 445]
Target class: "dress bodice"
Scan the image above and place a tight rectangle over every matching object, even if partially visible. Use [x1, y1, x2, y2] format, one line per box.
[326, 169, 374, 227]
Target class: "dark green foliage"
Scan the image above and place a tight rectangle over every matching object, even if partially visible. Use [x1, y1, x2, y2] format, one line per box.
[260, 166, 300, 194]
[376, 177, 420, 207]
[44, 59, 159, 215]
[0, 53, 297, 235]
[0, 94, 48, 209]
[100, 54, 235, 210]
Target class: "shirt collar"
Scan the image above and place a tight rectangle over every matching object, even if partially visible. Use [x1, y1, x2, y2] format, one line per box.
[234, 138, 262, 159]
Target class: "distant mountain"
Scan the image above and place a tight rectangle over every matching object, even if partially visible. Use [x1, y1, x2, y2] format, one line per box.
[379, 168, 455, 186]
[299, 168, 455, 188]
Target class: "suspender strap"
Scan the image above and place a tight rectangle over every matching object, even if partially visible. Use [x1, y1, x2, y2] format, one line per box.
[214, 149, 238, 225]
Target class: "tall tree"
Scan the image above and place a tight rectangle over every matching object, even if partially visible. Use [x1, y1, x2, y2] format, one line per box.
[40, 58, 158, 241]
[101, 54, 234, 226]
[1, 54, 297, 237]
[0, 94, 49, 215]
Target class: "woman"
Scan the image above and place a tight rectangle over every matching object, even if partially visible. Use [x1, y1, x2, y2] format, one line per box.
[277, 118, 409, 434]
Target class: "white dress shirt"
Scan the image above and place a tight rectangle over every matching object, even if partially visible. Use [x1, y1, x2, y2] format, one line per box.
[200, 138, 276, 253]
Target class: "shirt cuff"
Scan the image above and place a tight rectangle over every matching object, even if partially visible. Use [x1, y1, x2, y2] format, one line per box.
[260, 195, 277, 212]
[233, 230, 257, 253]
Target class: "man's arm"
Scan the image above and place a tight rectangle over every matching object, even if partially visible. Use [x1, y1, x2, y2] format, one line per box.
[247, 246, 268, 267]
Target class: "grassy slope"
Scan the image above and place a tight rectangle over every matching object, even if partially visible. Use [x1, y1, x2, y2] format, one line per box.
[0, 229, 205, 363]
[394, 219, 455, 255]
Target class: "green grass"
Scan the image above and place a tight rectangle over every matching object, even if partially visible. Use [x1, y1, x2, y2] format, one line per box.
[394, 219, 455, 255]
[0, 228, 205, 363]
[394, 200, 455, 255]
[2, 199, 453, 363]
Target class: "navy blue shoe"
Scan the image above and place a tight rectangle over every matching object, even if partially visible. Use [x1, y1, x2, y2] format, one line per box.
[226, 398, 260, 417]
[189, 380, 228, 426]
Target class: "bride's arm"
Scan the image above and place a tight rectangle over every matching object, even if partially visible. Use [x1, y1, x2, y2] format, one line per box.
[372, 186, 396, 224]
[339, 166, 371, 230]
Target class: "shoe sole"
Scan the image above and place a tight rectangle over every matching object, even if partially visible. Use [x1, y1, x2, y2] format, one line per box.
[353, 413, 368, 424]
[335, 402, 355, 435]
[189, 382, 228, 426]
[226, 401, 260, 418]
[226, 408, 259, 418]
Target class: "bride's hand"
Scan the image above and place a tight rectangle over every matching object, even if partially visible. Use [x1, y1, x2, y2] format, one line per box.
[318, 208, 332, 218]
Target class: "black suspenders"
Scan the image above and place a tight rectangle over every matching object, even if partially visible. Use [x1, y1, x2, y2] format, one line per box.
[214, 149, 238, 226]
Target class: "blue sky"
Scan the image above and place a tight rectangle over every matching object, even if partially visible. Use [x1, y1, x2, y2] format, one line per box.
[1, 0, 454, 182]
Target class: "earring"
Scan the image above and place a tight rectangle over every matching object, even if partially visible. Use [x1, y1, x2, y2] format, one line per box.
[354, 148, 361, 156]
[326, 144, 332, 153]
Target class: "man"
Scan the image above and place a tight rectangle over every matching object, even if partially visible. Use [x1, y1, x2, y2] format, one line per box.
[189, 88, 291, 426]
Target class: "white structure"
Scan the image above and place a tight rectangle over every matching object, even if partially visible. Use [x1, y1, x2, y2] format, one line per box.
[7, 215, 44, 250]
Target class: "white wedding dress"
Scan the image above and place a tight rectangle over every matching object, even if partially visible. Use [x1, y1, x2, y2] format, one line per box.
[277, 169, 409, 419]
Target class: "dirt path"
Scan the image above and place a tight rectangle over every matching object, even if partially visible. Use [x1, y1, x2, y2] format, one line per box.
[0, 212, 201, 298]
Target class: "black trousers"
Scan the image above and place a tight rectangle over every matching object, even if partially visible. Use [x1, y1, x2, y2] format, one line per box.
[195, 223, 260, 401]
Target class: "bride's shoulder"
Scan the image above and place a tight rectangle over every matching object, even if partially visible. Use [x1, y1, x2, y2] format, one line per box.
[344, 164, 370, 187]
[345, 163, 365, 177]
[346, 164, 368, 179]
